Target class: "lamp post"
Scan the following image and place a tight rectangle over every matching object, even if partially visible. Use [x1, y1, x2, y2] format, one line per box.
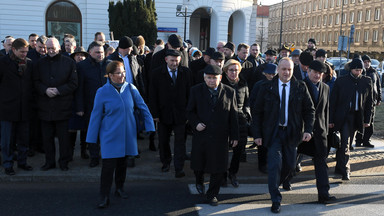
[176, 5, 192, 41]
[279, 0, 284, 49]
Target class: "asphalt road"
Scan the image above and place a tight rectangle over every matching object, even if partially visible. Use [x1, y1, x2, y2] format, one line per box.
[1, 176, 384, 216]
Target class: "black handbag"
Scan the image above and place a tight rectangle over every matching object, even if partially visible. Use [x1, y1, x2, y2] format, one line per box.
[129, 84, 145, 132]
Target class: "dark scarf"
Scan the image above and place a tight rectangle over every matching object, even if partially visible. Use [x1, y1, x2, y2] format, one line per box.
[10, 52, 27, 76]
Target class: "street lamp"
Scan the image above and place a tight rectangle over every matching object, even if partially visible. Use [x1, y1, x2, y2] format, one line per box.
[176, 5, 192, 41]
[279, 0, 284, 49]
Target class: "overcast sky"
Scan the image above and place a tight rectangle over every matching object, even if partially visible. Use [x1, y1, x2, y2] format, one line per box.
[260, 0, 284, 6]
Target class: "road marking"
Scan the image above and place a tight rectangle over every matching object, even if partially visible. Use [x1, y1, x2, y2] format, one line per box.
[188, 184, 384, 195]
[197, 204, 384, 216]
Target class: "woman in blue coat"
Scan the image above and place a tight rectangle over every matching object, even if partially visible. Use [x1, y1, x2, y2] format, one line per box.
[86, 61, 155, 208]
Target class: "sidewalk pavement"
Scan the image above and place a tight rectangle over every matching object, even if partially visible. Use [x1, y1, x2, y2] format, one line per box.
[0, 134, 383, 183]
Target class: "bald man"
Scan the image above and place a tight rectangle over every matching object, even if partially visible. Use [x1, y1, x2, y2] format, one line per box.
[34, 37, 78, 171]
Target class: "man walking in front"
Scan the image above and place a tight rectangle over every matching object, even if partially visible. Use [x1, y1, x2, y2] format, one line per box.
[252, 58, 315, 213]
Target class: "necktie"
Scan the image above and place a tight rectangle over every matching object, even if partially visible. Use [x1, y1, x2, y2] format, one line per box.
[280, 84, 287, 125]
[171, 70, 177, 84]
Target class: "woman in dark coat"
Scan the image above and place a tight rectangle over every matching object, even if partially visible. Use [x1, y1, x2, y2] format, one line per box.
[221, 59, 251, 188]
[87, 61, 155, 208]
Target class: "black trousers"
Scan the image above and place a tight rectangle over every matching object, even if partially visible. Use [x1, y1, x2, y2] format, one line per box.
[228, 124, 248, 174]
[355, 106, 375, 144]
[258, 145, 268, 169]
[100, 157, 127, 197]
[336, 111, 358, 175]
[194, 170, 223, 199]
[29, 108, 43, 151]
[1, 121, 29, 168]
[41, 120, 71, 167]
[158, 122, 186, 172]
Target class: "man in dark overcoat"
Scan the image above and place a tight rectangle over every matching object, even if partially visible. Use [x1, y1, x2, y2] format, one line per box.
[293, 51, 313, 81]
[186, 64, 239, 206]
[149, 49, 192, 177]
[329, 58, 373, 181]
[354, 55, 381, 148]
[75, 41, 107, 167]
[287, 60, 336, 203]
[107, 36, 145, 97]
[34, 37, 78, 171]
[252, 58, 315, 213]
[0, 38, 34, 175]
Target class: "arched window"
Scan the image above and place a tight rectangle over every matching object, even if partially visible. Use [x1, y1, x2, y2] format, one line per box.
[46, 1, 82, 45]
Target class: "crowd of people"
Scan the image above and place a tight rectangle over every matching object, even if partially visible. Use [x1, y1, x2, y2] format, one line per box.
[0, 32, 380, 212]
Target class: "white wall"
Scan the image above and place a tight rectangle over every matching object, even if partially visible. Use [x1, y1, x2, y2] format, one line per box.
[0, 0, 110, 50]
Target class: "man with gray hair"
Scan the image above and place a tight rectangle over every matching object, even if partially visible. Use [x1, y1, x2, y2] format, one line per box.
[0, 36, 15, 56]
[34, 37, 78, 171]
[63, 37, 76, 56]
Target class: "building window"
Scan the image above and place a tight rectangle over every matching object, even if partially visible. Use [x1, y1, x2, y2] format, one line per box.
[313, 1, 317, 11]
[366, 9, 371, 22]
[364, 30, 369, 42]
[336, 14, 340, 24]
[375, 8, 380, 21]
[357, 11, 363, 22]
[350, 12, 354, 23]
[382, 30, 384, 42]
[319, 0, 322, 9]
[323, 15, 327, 26]
[335, 32, 339, 42]
[329, 15, 333, 25]
[373, 30, 378, 42]
[355, 30, 360, 42]
[351, 0, 355, 3]
[324, 0, 328, 8]
[312, 17, 316, 27]
[343, 0, 348, 5]
[322, 32, 326, 42]
[342, 12, 347, 23]
[328, 32, 332, 42]
[308, 2, 311, 12]
[303, 4, 306, 13]
[330, 0, 335, 8]
[336, 0, 341, 7]
[46, 1, 82, 45]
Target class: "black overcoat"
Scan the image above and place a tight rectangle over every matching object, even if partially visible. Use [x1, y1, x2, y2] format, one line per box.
[33, 54, 78, 121]
[186, 82, 239, 173]
[252, 76, 315, 148]
[298, 79, 330, 157]
[149, 64, 192, 125]
[329, 74, 373, 133]
[75, 56, 107, 120]
[0, 55, 33, 121]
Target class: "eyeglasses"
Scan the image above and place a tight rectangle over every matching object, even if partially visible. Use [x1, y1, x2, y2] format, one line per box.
[113, 71, 126, 76]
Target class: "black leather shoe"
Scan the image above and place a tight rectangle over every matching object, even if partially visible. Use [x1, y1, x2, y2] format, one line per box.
[89, 158, 99, 168]
[271, 202, 281, 213]
[228, 173, 239, 188]
[5, 167, 15, 175]
[40, 164, 56, 171]
[98, 197, 110, 208]
[115, 189, 129, 199]
[295, 163, 302, 172]
[175, 170, 185, 178]
[161, 164, 170, 172]
[355, 142, 362, 147]
[318, 195, 337, 204]
[60, 165, 69, 171]
[196, 184, 205, 195]
[283, 182, 292, 191]
[342, 173, 350, 180]
[18, 164, 33, 171]
[349, 144, 354, 151]
[206, 197, 218, 206]
[363, 143, 375, 148]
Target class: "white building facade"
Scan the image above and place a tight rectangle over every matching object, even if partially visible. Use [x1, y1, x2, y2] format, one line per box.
[0, 0, 258, 50]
